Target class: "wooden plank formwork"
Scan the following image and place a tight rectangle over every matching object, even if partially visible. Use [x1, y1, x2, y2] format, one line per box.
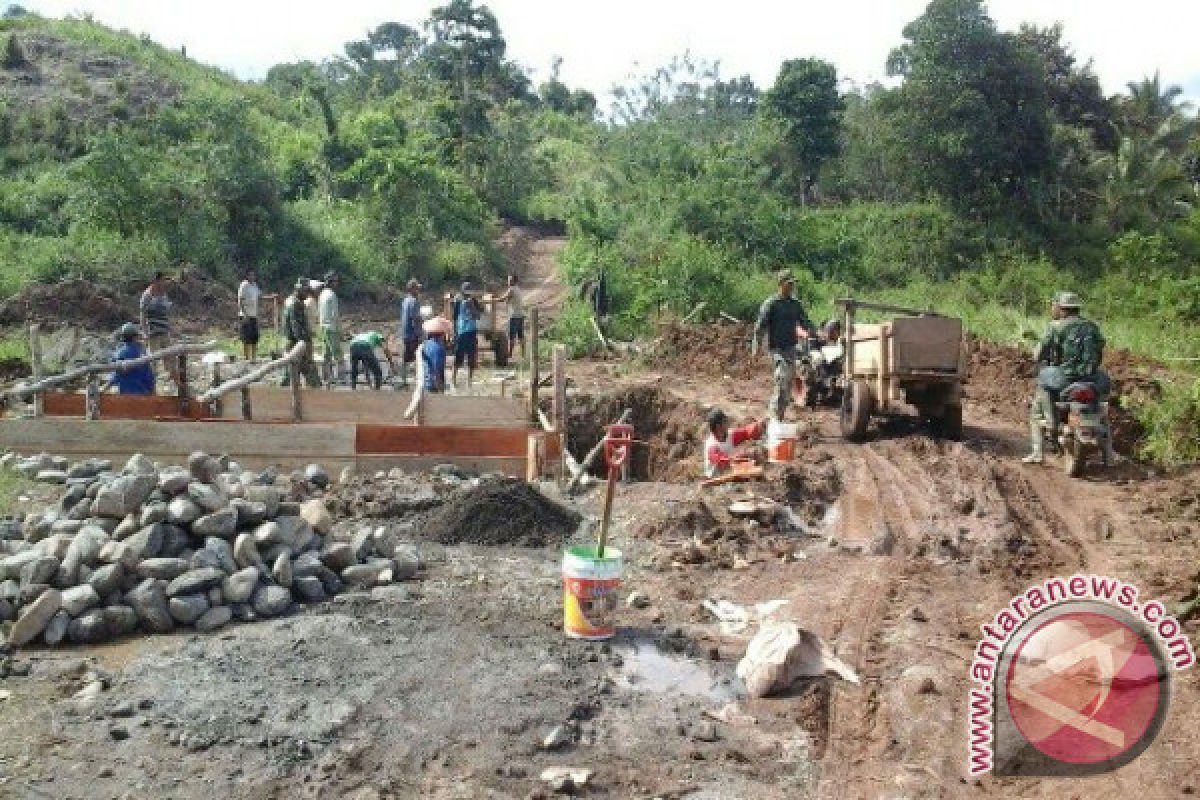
[0, 417, 563, 479]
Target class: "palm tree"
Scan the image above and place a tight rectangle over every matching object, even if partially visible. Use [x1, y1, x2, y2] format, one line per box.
[1121, 72, 1192, 139]
[1093, 127, 1193, 231]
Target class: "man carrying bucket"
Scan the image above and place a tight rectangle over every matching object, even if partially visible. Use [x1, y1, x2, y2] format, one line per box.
[703, 408, 766, 479]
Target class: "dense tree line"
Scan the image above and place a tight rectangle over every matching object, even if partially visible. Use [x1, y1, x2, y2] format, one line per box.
[0, 0, 1196, 341]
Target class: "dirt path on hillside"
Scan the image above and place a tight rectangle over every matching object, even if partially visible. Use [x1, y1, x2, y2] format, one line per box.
[496, 226, 568, 321]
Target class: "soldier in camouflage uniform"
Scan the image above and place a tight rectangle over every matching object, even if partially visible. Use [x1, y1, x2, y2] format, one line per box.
[753, 270, 817, 421]
[280, 279, 322, 388]
[1022, 291, 1107, 464]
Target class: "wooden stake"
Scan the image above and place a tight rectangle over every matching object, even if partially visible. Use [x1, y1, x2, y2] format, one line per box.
[596, 469, 617, 559]
[289, 363, 303, 422]
[240, 386, 252, 421]
[85, 374, 99, 420]
[552, 344, 566, 431]
[528, 306, 540, 423]
[29, 324, 43, 418]
[208, 363, 223, 418]
[176, 353, 189, 417]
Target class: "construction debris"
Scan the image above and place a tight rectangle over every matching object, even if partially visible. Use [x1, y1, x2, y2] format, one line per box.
[736, 622, 859, 697]
[0, 450, 419, 648]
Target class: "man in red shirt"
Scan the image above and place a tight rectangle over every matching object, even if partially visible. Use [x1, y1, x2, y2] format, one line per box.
[704, 408, 765, 478]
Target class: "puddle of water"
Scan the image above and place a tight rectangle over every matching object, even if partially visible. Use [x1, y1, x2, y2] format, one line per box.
[617, 640, 738, 702]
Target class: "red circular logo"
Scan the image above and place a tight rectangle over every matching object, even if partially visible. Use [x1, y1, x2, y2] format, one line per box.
[1005, 611, 1164, 765]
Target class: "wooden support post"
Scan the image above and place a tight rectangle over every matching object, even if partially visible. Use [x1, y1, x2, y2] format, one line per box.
[208, 363, 223, 418]
[528, 306, 540, 423]
[85, 374, 99, 420]
[176, 353, 189, 417]
[552, 344, 567, 486]
[526, 433, 545, 483]
[240, 386, 252, 421]
[29, 324, 43, 418]
[289, 363, 303, 422]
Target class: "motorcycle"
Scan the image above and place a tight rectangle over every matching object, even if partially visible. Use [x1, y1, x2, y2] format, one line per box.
[796, 328, 845, 408]
[1038, 380, 1113, 477]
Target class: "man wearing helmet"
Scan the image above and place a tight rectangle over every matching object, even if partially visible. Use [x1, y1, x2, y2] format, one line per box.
[419, 316, 450, 393]
[105, 324, 155, 396]
[1022, 291, 1106, 464]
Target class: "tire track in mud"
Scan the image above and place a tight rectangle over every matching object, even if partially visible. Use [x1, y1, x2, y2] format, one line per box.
[819, 439, 937, 799]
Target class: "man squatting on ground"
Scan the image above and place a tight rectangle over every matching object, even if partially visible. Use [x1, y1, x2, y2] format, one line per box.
[703, 408, 765, 479]
[237, 269, 261, 361]
[753, 270, 817, 422]
[104, 323, 155, 396]
[397, 279, 423, 388]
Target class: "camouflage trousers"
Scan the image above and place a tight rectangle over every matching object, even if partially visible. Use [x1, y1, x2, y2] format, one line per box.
[768, 347, 797, 421]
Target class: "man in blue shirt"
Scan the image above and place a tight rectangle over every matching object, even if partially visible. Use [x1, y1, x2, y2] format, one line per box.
[451, 281, 482, 389]
[398, 278, 422, 388]
[106, 323, 156, 396]
[421, 317, 448, 393]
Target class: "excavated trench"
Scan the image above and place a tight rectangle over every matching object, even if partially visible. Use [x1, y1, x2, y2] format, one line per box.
[567, 386, 711, 483]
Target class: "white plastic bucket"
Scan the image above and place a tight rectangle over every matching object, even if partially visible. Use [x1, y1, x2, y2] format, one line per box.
[767, 420, 799, 463]
[562, 545, 622, 640]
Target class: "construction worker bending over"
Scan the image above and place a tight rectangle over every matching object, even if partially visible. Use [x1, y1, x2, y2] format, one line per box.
[419, 316, 450, 393]
[753, 270, 816, 421]
[105, 323, 156, 396]
[348, 331, 396, 391]
[703, 408, 765, 479]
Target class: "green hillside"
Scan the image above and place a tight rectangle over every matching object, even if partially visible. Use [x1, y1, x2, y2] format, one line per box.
[1, 1, 1199, 462]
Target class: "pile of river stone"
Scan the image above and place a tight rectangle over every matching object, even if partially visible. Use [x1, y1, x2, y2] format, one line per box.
[0, 451, 417, 648]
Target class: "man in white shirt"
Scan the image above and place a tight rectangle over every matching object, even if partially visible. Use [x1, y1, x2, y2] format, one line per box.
[498, 274, 526, 362]
[316, 272, 342, 384]
[236, 269, 262, 361]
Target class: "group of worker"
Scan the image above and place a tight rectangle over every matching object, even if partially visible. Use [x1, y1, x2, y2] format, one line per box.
[703, 270, 1110, 478]
[108, 270, 530, 398]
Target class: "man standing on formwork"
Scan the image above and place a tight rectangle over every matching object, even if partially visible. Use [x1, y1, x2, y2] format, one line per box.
[398, 279, 422, 388]
[753, 270, 816, 422]
[139, 271, 179, 388]
[317, 272, 342, 385]
[281, 279, 321, 388]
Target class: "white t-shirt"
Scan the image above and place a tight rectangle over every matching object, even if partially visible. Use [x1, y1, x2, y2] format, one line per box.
[237, 280, 260, 318]
[317, 287, 339, 328]
[505, 286, 525, 319]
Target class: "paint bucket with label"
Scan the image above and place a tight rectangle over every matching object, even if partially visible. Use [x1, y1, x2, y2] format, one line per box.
[563, 545, 622, 640]
[767, 420, 799, 463]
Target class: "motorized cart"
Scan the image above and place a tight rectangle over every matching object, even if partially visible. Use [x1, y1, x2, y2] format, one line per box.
[838, 298, 965, 441]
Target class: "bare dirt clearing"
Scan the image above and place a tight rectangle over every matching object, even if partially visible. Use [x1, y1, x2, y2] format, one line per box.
[0, 235, 1197, 798]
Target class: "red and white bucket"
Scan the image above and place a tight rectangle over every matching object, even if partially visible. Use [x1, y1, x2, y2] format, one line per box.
[562, 545, 622, 640]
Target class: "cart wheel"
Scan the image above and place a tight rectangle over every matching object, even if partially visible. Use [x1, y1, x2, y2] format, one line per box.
[840, 379, 872, 442]
[492, 332, 510, 368]
[933, 404, 963, 441]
